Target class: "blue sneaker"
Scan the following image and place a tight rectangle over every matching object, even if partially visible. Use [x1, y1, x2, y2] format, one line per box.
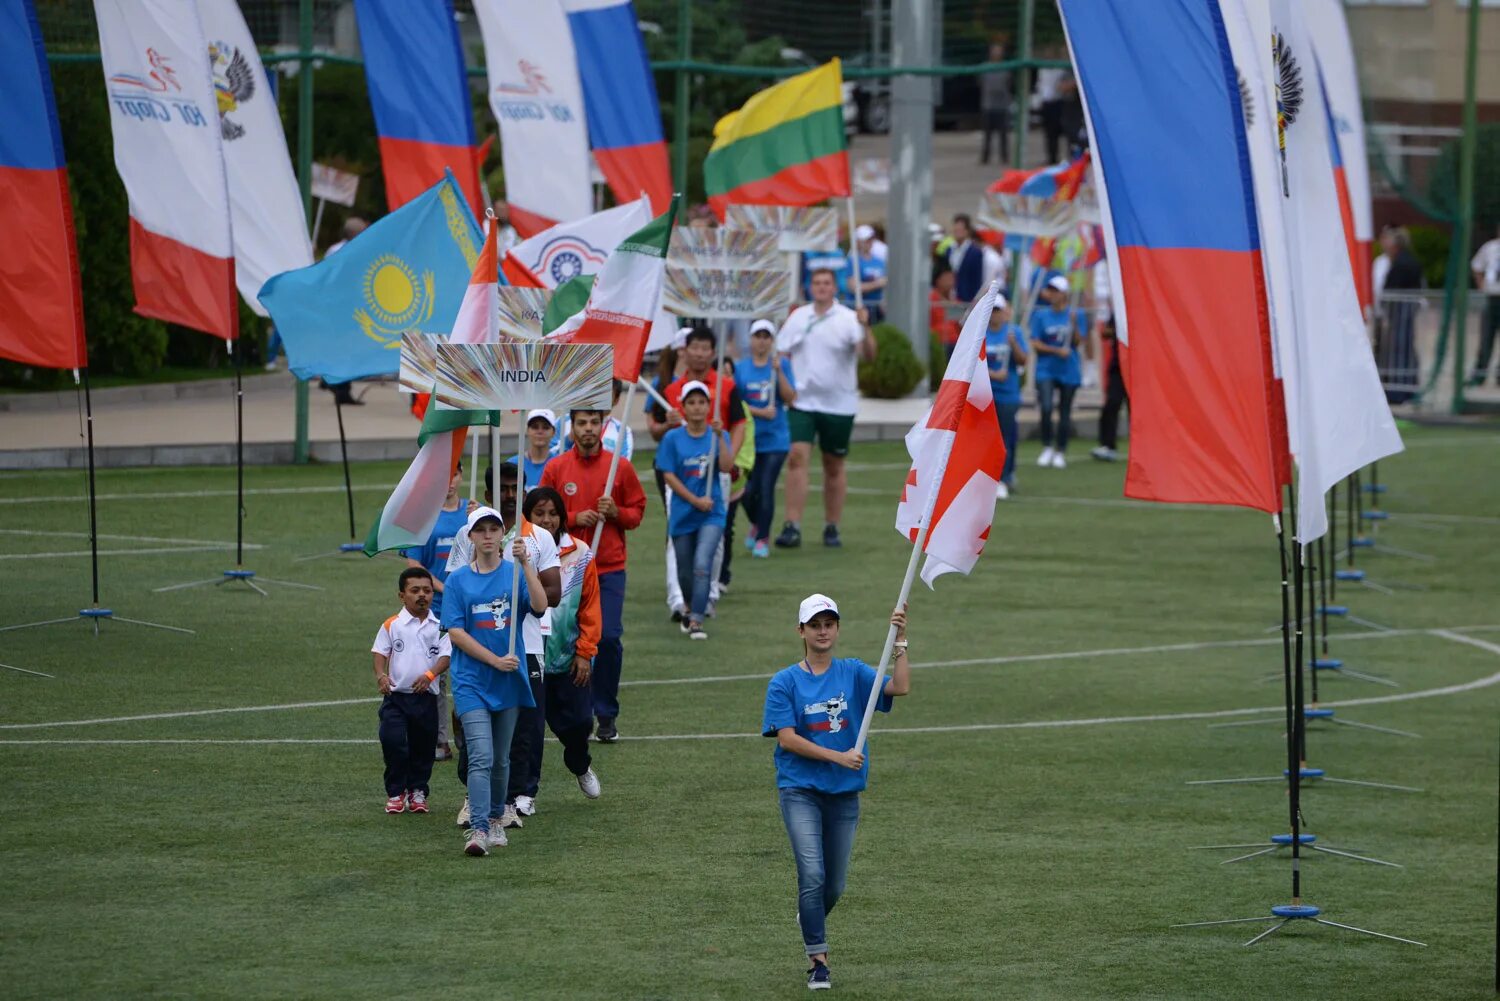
[745, 533, 757, 551]
[807, 961, 831, 990]
[752, 540, 770, 559]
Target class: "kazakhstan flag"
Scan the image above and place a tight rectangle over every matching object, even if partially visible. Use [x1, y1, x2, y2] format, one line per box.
[259, 171, 482, 384]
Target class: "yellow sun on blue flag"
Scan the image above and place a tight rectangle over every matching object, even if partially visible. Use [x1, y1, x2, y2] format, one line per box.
[259, 170, 482, 384]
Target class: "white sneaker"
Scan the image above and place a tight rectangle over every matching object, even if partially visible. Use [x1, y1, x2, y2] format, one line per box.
[1091, 445, 1118, 462]
[995, 481, 1009, 500]
[485, 823, 508, 848]
[577, 767, 602, 799]
[1036, 446, 1055, 467]
[1051, 452, 1067, 469]
[515, 795, 536, 817]
[464, 828, 488, 856]
[456, 796, 470, 828]
[500, 804, 523, 829]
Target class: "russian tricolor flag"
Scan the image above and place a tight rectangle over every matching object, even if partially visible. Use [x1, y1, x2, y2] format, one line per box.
[563, 0, 672, 215]
[0, 0, 85, 370]
[1061, 0, 1282, 513]
[354, 0, 484, 217]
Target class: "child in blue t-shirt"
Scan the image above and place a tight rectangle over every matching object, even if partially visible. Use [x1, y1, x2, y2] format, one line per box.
[1029, 274, 1087, 469]
[654, 381, 733, 640]
[762, 594, 910, 992]
[441, 505, 548, 857]
[735, 319, 798, 557]
[985, 294, 1029, 497]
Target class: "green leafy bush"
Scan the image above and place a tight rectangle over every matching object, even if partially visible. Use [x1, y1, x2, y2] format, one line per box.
[858, 322, 925, 399]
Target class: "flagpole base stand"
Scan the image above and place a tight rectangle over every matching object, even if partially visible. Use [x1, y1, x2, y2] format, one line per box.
[1173, 902, 1425, 947]
[1317, 605, 1349, 617]
[1313, 659, 1399, 687]
[1207, 708, 1419, 738]
[1350, 537, 1375, 549]
[152, 570, 322, 597]
[1364, 484, 1388, 495]
[1312, 658, 1342, 669]
[1186, 767, 1422, 792]
[0, 606, 194, 637]
[1335, 569, 1365, 581]
[1189, 834, 1403, 867]
[294, 542, 368, 563]
[1360, 511, 1391, 522]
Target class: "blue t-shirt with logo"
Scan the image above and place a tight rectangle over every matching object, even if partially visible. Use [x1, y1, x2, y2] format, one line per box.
[734, 356, 796, 454]
[762, 658, 894, 794]
[985, 323, 1027, 405]
[507, 453, 551, 491]
[1029, 305, 1084, 386]
[404, 504, 468, 619]
[849, 252, 886, 305]
[440, 560, 536, 716]
[655, 425, 730, 537]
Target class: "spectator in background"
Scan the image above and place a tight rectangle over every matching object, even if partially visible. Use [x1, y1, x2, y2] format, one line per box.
[867, 223, 889, 264]
[1035, 60, 1068, 164]
[1057, 73, 1085, 160]
[776, 271, 876, 550]
[1030, 274, 1086, 469]
[948, 214, 987, 303]
[850, 225, 888, 323]
[1375, 226, 1424, 405]
[984, 294, 1027, 499]
[736, 319, 797, 558]
[1092, 311, 1128, 463]
[980, 42, 1013, 165]
[929, 268, 963, 360]
[1468, 221, 1500, 387]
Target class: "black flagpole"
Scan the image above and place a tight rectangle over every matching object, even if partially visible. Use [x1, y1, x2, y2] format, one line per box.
[336, 397, 356, 541]
[235, 338, 245, 567]
[82, 365, 100, 610]
[1287, 489, 1305, 905]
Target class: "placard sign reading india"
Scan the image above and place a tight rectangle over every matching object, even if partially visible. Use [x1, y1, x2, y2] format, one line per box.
[722, 205, 839, 251]
[662, 227, 794, 318]
[399, 333, 612, 411]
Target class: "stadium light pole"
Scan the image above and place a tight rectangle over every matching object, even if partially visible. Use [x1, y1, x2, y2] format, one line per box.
[885, 0, 935, 384]
[292, 0, 314, 463]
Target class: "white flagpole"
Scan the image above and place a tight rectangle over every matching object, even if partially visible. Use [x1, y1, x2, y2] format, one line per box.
[852, 512, 932, 756]
[846, 197, 863, 311]
[703, 327, 723, 495]
[636, 376, 673, 413]
[508, 415, 525, 659]
[589, 379, 639, 554]
[469, 430, 480, 501]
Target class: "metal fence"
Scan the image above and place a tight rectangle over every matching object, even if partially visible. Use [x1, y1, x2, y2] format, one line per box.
[1376, 290, 1500, 415]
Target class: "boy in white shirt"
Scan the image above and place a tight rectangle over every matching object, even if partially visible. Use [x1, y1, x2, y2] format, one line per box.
[372, 568, 452, 815]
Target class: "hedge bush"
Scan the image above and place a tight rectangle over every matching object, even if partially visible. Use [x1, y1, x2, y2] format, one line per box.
[858, 322, 925, 399]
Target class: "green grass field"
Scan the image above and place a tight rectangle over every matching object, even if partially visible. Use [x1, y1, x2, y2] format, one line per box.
[1, 428, 1497, 1000]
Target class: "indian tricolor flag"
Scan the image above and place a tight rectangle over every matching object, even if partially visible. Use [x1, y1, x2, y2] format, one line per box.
[704, 59, 850, 220]
[895, 282, 1007, 587]
[543, 200, 678, 382]
[363, 220, 502, 556]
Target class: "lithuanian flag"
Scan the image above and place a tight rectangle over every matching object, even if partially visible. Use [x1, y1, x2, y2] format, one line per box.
[704, 59, 850, 219]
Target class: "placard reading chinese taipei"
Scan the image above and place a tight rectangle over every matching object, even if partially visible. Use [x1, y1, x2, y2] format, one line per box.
[435, 342, 613, 411]
[722, 205, 839, 251]
[662, 228, 794, 318]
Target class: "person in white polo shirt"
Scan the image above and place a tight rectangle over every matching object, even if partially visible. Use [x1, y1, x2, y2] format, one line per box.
[775, 269, 876, 550]
[371, 567, 452, 815]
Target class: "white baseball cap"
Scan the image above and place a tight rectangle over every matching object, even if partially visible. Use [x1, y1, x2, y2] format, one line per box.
[679, 379, 711, 401]
[671, 325, 694, 350]
[749, 318, 777, 336]
[855, 224, 875, 241]
[464, 505, 504, 536]
[798, 593, 841, 625]
[526, 408, 557, 428]
[993, 292, 1010, 311]
[1046, 275, 1070, 293]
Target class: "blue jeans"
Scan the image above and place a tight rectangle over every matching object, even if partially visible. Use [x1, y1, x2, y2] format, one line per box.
[1036, 378, 1077, 451]
[457, 707, 519, 834]
[672, 523, 724, 622]
[743, 450, 788, 544]
[779, 787, 861, 957]
[996, 402, 1020, 483]
[592, 570, 626, 720]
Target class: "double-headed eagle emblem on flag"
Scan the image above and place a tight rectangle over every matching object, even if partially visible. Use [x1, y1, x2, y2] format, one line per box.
[208, 41, 255, 141]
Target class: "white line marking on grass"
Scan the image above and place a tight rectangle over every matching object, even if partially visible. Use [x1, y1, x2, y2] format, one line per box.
[0, 485, 390, 506]
[4, 660, 1497, 748]
[0, 546, 262, 561]
[0, 528, 249, 546]
[6, 625, 1494, 733]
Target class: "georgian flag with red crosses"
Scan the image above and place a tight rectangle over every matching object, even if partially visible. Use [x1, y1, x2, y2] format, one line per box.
[895, 282, 1006, 587]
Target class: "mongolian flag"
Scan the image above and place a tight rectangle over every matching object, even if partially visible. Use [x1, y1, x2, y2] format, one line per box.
[95, 0, 237, 340]
[704, 60, 850, 220]
[353, 0, 484, 217]
[1060, 0, 1282, 513]
[0, 0, 86, 370]
[563, 0, 673, 215]
[895, 282, 1007, 587]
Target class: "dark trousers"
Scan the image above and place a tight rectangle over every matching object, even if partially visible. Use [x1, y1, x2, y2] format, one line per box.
[546, 670, 595, 775]
[1098, 345, 1129, 449]
[507, 656, 547, 802]
[996, 402, 1020, 483]
[592, 570, 627, 721]
[1472, 296, 1500, 382]
[980, 108, 1010, 163]
[1036, 379, 1078, 450]
[743, 449, 788, 543]
[720, 496, 739, 585]
[1041, 99, 1065, 163]
[378, 692, 439, 797]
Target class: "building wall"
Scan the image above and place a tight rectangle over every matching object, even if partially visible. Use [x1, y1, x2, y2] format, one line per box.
[1347, 0, 1500, 118]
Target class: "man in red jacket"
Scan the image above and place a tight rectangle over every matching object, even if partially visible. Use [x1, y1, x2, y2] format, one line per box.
[541, 408, 648, 743]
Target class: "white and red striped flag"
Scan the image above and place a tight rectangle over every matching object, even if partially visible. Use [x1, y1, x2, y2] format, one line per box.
[895, 282, 1007, 586]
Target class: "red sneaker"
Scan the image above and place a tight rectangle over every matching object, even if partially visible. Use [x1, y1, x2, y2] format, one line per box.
[385, 794, 406, 814]
[407, 790, 429, 814]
